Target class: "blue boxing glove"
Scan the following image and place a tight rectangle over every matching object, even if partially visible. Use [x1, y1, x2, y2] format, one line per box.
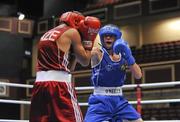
[113, 39, 135, 66]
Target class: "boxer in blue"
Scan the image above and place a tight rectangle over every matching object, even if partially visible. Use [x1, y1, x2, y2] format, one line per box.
[84, 24, 144, 122]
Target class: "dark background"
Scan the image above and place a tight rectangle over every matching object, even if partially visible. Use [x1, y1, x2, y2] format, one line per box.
[0, 0, 88, 19]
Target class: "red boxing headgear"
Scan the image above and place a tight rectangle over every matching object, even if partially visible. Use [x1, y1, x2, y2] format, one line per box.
[78, 16, 101, 41]
[59, 11, 85, 29]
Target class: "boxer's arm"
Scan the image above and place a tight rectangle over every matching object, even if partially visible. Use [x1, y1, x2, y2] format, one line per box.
[57, 28, 91, 66]
[129, 63, 142, 80]
[68, 53, 77, 72]
[113, 38, 142, 79]
[91, 47, 101, 68]
[69, 28, 92, 66]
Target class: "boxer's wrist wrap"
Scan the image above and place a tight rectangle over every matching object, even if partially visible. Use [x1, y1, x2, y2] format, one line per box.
[82, 41, 93, 51]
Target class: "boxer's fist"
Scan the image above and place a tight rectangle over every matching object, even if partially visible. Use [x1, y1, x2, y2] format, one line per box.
[78, 16, 101, 50]
[113, 39, 135, 66]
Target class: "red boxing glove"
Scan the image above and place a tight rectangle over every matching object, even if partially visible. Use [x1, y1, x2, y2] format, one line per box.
[78, 16, 101, 50]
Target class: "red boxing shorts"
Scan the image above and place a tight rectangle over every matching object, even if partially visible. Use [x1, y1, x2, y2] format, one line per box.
[30, 71, 83, 122]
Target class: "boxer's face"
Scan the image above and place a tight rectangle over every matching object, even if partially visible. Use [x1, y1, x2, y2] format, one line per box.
[103, 34, 116, 49]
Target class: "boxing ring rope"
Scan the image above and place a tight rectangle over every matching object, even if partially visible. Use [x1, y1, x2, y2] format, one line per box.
[75, 81, 180, 90]
[1, 98, 180, 106]
[0, 81, 180, 122]
[1, 80, 180, 90]
[0, 81, 180, 106]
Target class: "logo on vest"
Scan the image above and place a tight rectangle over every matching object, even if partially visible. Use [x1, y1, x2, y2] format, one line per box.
[106, 64, 113, 71]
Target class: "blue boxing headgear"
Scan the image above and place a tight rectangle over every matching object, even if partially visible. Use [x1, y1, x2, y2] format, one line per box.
[99, 24, 122, 49]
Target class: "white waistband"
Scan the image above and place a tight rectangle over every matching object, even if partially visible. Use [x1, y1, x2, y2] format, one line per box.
[36, 70, 72, 82]
[94, 87, 123, 96]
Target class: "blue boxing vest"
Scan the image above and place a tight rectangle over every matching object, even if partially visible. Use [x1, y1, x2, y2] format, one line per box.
[91, 48, 127, 87]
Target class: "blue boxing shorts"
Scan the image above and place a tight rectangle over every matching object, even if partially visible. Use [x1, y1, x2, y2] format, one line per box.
[84, 94, 141, 122]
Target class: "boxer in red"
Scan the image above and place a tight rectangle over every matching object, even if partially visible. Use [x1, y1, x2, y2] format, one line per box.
[29, 11, 101, 122]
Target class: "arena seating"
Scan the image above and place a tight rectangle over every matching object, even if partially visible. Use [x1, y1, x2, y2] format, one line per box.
[142, 105, 180, 120]
[132, 40, 180, 64]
